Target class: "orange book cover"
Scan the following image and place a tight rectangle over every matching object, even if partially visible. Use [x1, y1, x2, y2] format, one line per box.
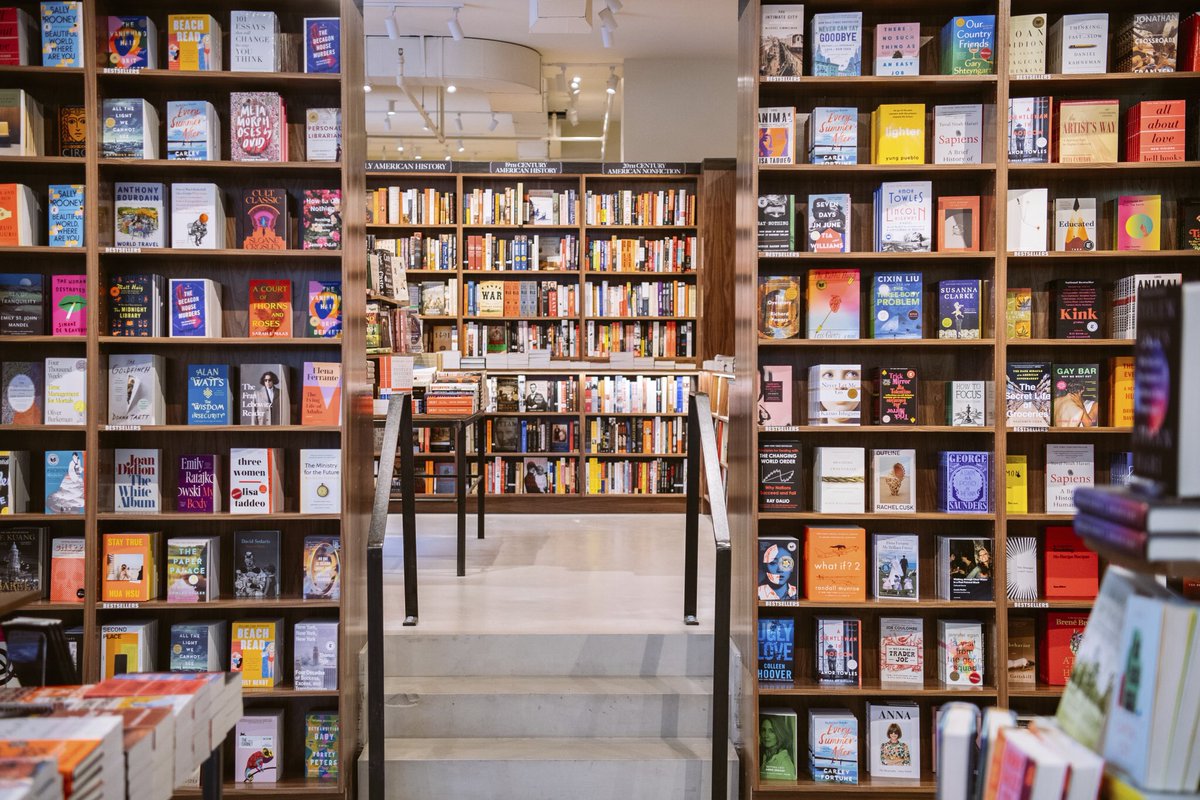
[1043, 525, 1098, 599]
[1108, 356, 1135, 427]
[937, 195, 981, 252]
[102, 532, 158, 602]
[804, 525, 867, 602]
[248, 279, 292, 337]
[0, 183, 19, 246]
[50, 537, 85, 603]
[0, 739, 101, 795]
[503, 282, 519, 317]
[301, 361, 341, 425]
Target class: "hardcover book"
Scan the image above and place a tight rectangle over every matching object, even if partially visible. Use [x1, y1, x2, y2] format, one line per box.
[107, 353, 165, 425]
[1007, 187, 1048, 251]
[231, 619, 284, 688]
[165, 100, 218, 160]
[49, 537, 84, 602]
[101, 621, 156, 677]
[1054, 197, 1097, 252]
[306, 108, 341, 162]
[300, 449, 340, 514]
[757, 106, 795, 165]
[1108, 356, 1135, 427]
[239, 188, 289, 250]
[0, 88, 44, 157]
[294, 620, 339, 690]
[758, 537, 800, 603]
[936, 537, 995, 600]
[57, 104, 85, 156]
[301, 362, 341, 425]
[809, 709, 858, 783]
[1009, 13, 1048, 75]
[51, 274, 86, 336]
[1044, 525, 1099, 599]
[874, 533, 918, 600]
[249, 279, 291, 337]
[43, 357, 85, 424]
[807, 364, 861, 426]
[879, 617, 923, 686]
[937, 279, 981, 339]
[871, 451, 915, 514]
[874, 181, 932, 253]
[240, 364, 290, 426]
[1049, 14, 1109, 74]
[1114, 195, 1161, 251]
[877, 367, 917, 425]
[1006, 288, 1032, 339]
[806, 194, 850, 253]
[1052, 364, 1099, 427]
[1126, 100, 1186, 162]
[114, 183, 167, 248]
[303, 17, 340, 73]
[113, 448, 159, 514]
[812, 448, 865, 513]
[760, 4, 804, 78]
[0, 273, 43, 334]
[804, 524, 867, 601]
[302, 189, 342, 250]
[47, 184, 83, 247]
[871, 274, 921, 339]
[1111, 273, 1181, 338]
[938, 451, 992, 514]
[1007, 97, 1052, 163]
[168, 278, 222, 337]
[1006, 536, 1039, 601]
[0, 8, 34, 66]
[937, 196, 979, 252]
[171, 622, 224, 672]
[760, 708, 798, 781]
[807, 107, 857, 164]
[101, 98, 158, 159]
[872, 104, 924, 165]
[230, 11, 279, 72]
[1, 362, 41, 424]
[230, 92, 285, 162]
[758, 617, 795, 683]
[937, 619, 984, 686]
[815, 618, 861, 685]
[43, 450, 83, 513]
[866, 703, 920, 779]
[1114, 12, 1178, 72]
[874, 22, 919, 76]
[757, 194, 795, 251]
[758, 364, 793, 425]
[303, 536, 341, 600]
[167, 14, 221, 71]
[1008, 616, 1036, 685]
[1045, 443, 1094, 513]
[0, 451, 29, 513]
[1006, 455, 1028, 513]
[178, 454, 220, 513]
[1040, 613, 1090, 686]
[1006, 362, 1051, 430]
[229, 448, 283, 514]
[39, 2, 82, 67]
[187, 364, 232, 425]
[758, 276, 801, 339]
[941, 15, 996, 75]
[234, 531, 280, 599]
[933, 104, 983, 164]
[0, 184, 37, 246]
[306, 280, 342, 338]
[170, 183, 226, 249]
[102, 532, 159, 602]
[304, 713, 339, 779]
[0, 528, 42, 591]
[165, 536, 219, 602]
[809, 12, 862, 76]
[759, 440, 801, 511]
[1052, 280, 1100, 339]
[1057, 99, 1119, 163]
[806, 269, 859, 338]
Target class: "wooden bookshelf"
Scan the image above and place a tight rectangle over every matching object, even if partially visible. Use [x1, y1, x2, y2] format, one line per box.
[0, 1, 367, 795]
[735, 0, 1192, 795]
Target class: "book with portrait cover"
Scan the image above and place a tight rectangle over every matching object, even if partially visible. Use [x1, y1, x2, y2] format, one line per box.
[57, 105, 86, 157]
[760, 4, 804, 78]
[102, 532, 160, 602]
[757, 194, 795, 252]
[758, 617, 795, 684]
[758, 276, 801, 339]
[239, 363, 290, 426]
[1052, 364, 1099, 427]
[114, 182, 166, 248]
[230, 92, 286, 162]
[758, 536, 800, 604]
[234, 531, 280, 599]
[866, 702, 920, 779]
[758, 442, 801, 508]
[806, 269, 859, 339]
[808, 107, 857, 164]
[758, 107, 795, 165]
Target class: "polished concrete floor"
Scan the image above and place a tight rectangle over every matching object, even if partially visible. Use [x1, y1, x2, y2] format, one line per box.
[382, 513, 717, 633]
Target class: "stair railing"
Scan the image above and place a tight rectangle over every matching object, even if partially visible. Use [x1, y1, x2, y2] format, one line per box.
[683, 392, 733, 800]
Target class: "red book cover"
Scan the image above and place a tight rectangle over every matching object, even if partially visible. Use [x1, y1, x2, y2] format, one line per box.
[1182, 13, 1200, 71]
[238, 188, 289, 250]
[248, 279, 292, 337]
[1039, 612, 1089, 686]
[1043, 525, 1099, 599]
[230, 92, 286, 162]
[0, 184, 19, 246]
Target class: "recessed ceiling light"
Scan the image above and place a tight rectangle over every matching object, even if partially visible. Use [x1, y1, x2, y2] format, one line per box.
[397, 144, 404, 152]
[363, 84, 373, 93]
[457, 139, 465, 153]
[415, 154, 422, 160]
[489, 113, 499, 132]
[446, 83, 457, 93]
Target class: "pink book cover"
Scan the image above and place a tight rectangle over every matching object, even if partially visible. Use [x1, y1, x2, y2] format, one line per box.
[758, 364, 793, 425]
[51, 274, 87, 335]
[875, 22, 920, 60]
[1116, 195, 1162, 251]
[230, 92, 286, 162]
[806, 268, 861, 339]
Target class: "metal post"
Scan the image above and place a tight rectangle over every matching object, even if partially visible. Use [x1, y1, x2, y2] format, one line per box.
[455, 421, 467, 577]
[400, 398, 418, 625]
[683, 394, 701, 625]
[711, 545, 732, 800]
[200, 745, 222, 800]
[476, 416, 486, 539]
[367, 543, 385, 799]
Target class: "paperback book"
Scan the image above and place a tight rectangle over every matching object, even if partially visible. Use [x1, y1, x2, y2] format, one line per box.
[114, 183, 167, 248]
[1, 362, 41, 425]
[231, 619, 284, 688]
[107, 353, 165, 425]
[0, 528, 43, 592]
[294, 620, 339, 690]
[1007, 188, 1048, 251]
[1005, 536, 1039, 602]
[100, 98, 158, 159]
[938, 451, 992, 513]
[757, 364, 793, 425]
[113, 448, 159, 514]
[941, 15, 996, 75]
[230, 92, 286, 162]
[758, 440, 801, 511]
[51, 274, 87, 336]
[1049, 14, 1109, 74]
[1052, 279, 1100, 339]
[758, 276, 800, 339]
[872, 104, 924, 165]
[301, 362, 341, 425]
[877, 367, 917, 425]
[806, 194, 850, 253]
[165, 100, 219, 160]
[937, 279, 981, 339]
[874, 22, 919, 76]
[760, 708, 798, 781]
[1006, 362, 1051, 430]
[306, 280, 342, 338]
[167, 14, 221, 71]
[102, 532, 159, 602]
[866, 703, 920, 779]
[44, 450, 83, 513]
[1052, 363, 1099, 427]
[758, 107, 795, 165]
[937, 196, 980, 252]
[804, 524, 866, 601]
[938, 619, 984, 686]
[239, 188, 289, 250]
[807, 107, 857, 164]
[302, 190, 342, 250]
[303, 17, 340, 73]
[165, 536, 219, 602]
[807, 364, 861, 426]
[299, 449, 341, 514]
[874, 181, 932, 253]
[43, 357, 86, 425]
[806, 269, 858, 339]
[757, 194, 795, 252]
[170, 183, 226, 249]
[177, 454, 220, 513]
[303, 536, 341, 600]
[874, 533, 918, 600]
[234, 531, 280, 599]
[1008, 97, 1052, 163]
[809, 709, 858, 783]
[1054, 197, 1097, 252]
[230, 11, 280, 72]
[1045, 443, 1094, 513]
[871, 274, 921, 339]
[171, 622, 225, 672]
[168, 278, 222, 337]
[760, 4, 804, 78]
[229, 449, 283, 514]
[758, 617, 795, 683]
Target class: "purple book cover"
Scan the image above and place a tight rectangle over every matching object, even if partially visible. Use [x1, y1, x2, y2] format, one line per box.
[177, 453, 219, 513]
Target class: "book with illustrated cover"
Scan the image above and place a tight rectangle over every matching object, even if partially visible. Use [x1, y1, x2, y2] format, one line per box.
[757, 194, 795, 252]
[114, 183, 166, 248]
[757, 536, 800, 604]
[57, 104, 86, 157]
[239, 188, 289, 250]
[50, 536, 84, 603]
[757, 107, 795, 165]
[168, 278, 222, 337]
[1049, 14, 1109, 74]
[101, 98, 158, 159]
[230, 11, 279, 72]
[871, 274, 921, 339]
[1108, 356, 1135, 427]
[937, 619, 984, 686]
[40, 2, 82, 67]
[1114, 12, 1178, 72]
[758, 276, 800, 339]
[248, 279, 291, 337]
[167, 14, 221, 71]
[0, 273, 43, 334]
[171, 621, 224, 672]
[874, 533, 917, 600]
[1111, 273, 1181, 339]
[874, 181, 931, 253]
[1008, 97, 1052, 163]
[107, 353, 165, 425]
[0, 89, 43, 157]
[937, 196, 979, 252]
[872, 104, 924, 165]
[301, 362, 341, 425]
[51, 274, 86, 336]
[2, 362, 41, 425]
[810, 12, 862, 76]
[300, 449, 340, 514]
[165, 536, 219, 602]
[808, 709, 858, 783]
[877, 367, 917, 425]
[875, 22, 919, 76]
[303, 17, 340, 74]
[101, 620, 156, 677]
[306, 108, 341, 162]
[165, 100, 218, 161]
[302, 189, 342, 250]
[933, 104, 983, 164]
[0, 451, 29, 513]
[941, 15, 995, 75]
[0, 8, 35, 66]
[307, 280, 342, 338]
[804, 524, 866, 600]
[187, 365, 231, 425]
[1057, 99, 1119, 163]
[1006, 455, 1028, 513]
[1052, 364, 1099, 427]
[808, 107, 857, 164]
[806, 194, 850, 253]
[230, 92, 285, 162]
[1054, 197, 1097, 252]
[1114, 195, 1161, 251]
[44, 450, 83, 513]
[178, 454, 220, 513]
[44, 357, 85, 424]
[1126, 100, 1185, 163]
[47, 184, 83, 247]
[303, 536, 340, 600]
[294, 620, 339, 690]
[304, 713, 339, 779]
[1009, 14, 1047, 75]
[234, 531, 280, 599]
[231, 619, 284, 688]
[1006, 288, 1031, 339]
[1006, 362, 1050, 430]
[866, 703, 920, 779]
[113, 448, 159, 514]
[171, 183, 226, 249]
[102, 532, 159, 602]
[1044, 526, 1099, 599]
[871, 452, 915, 514]
[806, 269, 858, 339]
[936, 279, 981, 339]
[0, 528, 43, 592]
[1006, 536, 1039, 601]
[760, 4, 804, 78]
[758, 441, 800, 511]
[812, 449, 865, 513]
[938, 452, 992, 514]
[879, 617, 923, 686]
[815, 618, 861, 685]
[758, 617, 795, 683]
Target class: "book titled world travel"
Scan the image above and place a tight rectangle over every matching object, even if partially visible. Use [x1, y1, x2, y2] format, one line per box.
[234, 531, 280, 599]
[871, 273, 921, 339]
[187, 365, 232, 425]
[178, 454, 220, 513]
[759, 440, 801, 511]
[937, 279, 981, 339]
[757, 194, 795, 252]
[877, 368, 917, 425]
[758, 617, 795, 683]
[303, 17, 340, 73]
[306, 280, 342, 338]
[938, 451, 992, 513]
[114, 182, 166, 248]
[238, 188, 289, 250]
[302, 189, 342, 250]
[47, 184, 83, 247]
[248, 279, 292, 337]
[0, 274, 44, 335]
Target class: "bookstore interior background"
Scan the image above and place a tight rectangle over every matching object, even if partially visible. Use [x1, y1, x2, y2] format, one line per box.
[1, 0, 1200, 799]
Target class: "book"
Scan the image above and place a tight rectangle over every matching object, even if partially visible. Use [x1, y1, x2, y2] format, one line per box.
[1006, 288, 1032, 339]
[1007, 616, 1036, 685]
[757, 194, 795, 251]
[303, 536, 340, 600]
[178, 454, 220, 513]
[186, 364, 232, 425]
[1007, 97, 1052, 163]
[1009, 13, 1048, 75]
[1, 362, 41, 424]
[168, 278, 222, 337]
[113, 448, 159, 514]
[102, 532, 159, 602]
[806, 269, 858, 338]
[1006, 362, 1050, 430]
[239, 188, 289, 250]
[758, 617, 795, 683]
[229, 448, 283, 514]
[937, 196, 979, 252]
[807, 364, 860, 426]
[804, 525, 866, 601]
[806, 194, 850, 253]
[107, 353, 165, 425]
[760, 4, 804, 78]
[0, 273, 43, 333]
[812, 448, 864, 513]
[306, 108, 341, 162]
[303, 17, 340, 73]
[0, 88, 43, 157]
[1049, 14, 1109, 74]
[1183, 13, 1200, 70]
[167, 14, 221, 71]
[0, 184, 37, 246]
[300, 449, 340, 514]
[759, 440, 801, 511]
[231, 619, 284, 688]
[879, 617, 923, 686]
[165, 536, 219, 602]
[1126, 100, 1186, 163]
[240, 364, 290, 426]
[1114, 195, 1162, 251]
[230, 92, 286, 162]
[758, 536, 800, 603]
[39, 2, 82, 67]
[165, 100, 219, 160]
[1007, 187, 1048, 251]
[936, 279, 981, 339]
[1057, 99, 1119, 163]
[1006, 455, 1029, 513]
[306, 280, 342, 338]
[101, 621, 156, 678]
[43, 356, 85, 424]
[49, 537, 84, 602]
[877, 367, 917, 425]
[874, 181, 932, 253]
[808, 709, 858, 783]
[304, 713, 339, 779]
[810, 12, 862, 76]
[1110, 451, 1135, 487]
[1044, 525, 1099, 599]
[57, 104, 85, 156]
[938, 619, 984, 686]
[113, 183, 167, 248]
[0, 451, 28, 513]
[47, 184, 82, 248]
[301, 362, 341, 425]
[758, 276, 801, 339]
[302, 189, 342, 250]
[875, 22, 919, 76]
[1045, 443, 1094, 513]
[1041, 613, 1090, 686]
[1052, 363, 1099, 427]
[51, 274, 86, 336]
[939, 451, 992, 513]
[1114, 12, 1179, 72]
[866, 703, 920, 779]
[0, 8, 34, 65]
[1111, 273, 1182, 339]
[871, 451, 915, 514]
[1054, 197, 1097, 252]
[815, 618, 861, 685]
[248, 279, 291, 337]
[234, 531, 280, 599]
[941, 15, 996, 75]
[937, 536, 994, 600]
[1108, 355, 1135, 427]
[170, 621, 224, 671]
[100, 98, 158, 159]
[760, 706, 799, 780]
[757, 107, 795, 165]
[1005, 536, 1039, 601]
[230, 11, 280, 72]
[294, 620, 339, 690]
[871, 273, 922, 341]
[171, 183, 226, 249]
[933, 104, 983, 164]
[0, 528, 42, 591]
[874, 533, 917, 600]
[807, 107, 857, 164]
[871, 103, 924, 165]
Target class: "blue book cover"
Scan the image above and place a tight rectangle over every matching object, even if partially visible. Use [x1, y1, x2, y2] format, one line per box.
[758, 617, 795, 683]
[187, 364, 232, 425]
[939, 451, 992, 513]
[809, 709, 859, 783]
[810, 13, 863, 77]
[101, 98, 147, 159]
[1110, 451, 1134, 487]
[937, 279, 982, 340]
[47, 184, 84, 248]
[40, 2, 83, 67]
[809, 107, 858, 164]
[306, 280, 342, 338]
[304, 17, 340, 73]
[166, 100, 214, 160]
[170, 623, 213, 671]
[871, 273, 923, 339]
[169, 279, 214, 337]
[44, 450, 84, 513]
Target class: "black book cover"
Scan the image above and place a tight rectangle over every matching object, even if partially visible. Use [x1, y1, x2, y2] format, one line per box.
[0, 274, 44, 336]
[877, 367, 918, 425]
[815, 617, 861, 684]
[758, 440, 801, 511]
[233, 531, 280, 599]
[757, 194, 795, 252]
[107, 274, 157, 336]
[0, 528, 44, 593]
[1180, 199, 1200, 250]
[1052, 279, 1101, 339]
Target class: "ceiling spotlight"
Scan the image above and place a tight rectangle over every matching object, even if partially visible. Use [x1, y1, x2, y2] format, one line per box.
[555, 66, 567, 94]
[446, 83, 457, 93]
[598, 7, 617, 29]
[601, 26, 613, 48]
[363, 84, 373, 93]
[567, 108, 579, 126]
[414, 154, 422, 160]
[422, 123, 429, 131]
[488, 113, 499, 132]
[444, 153, 452, 161]
[447, 7, 464, 41]
[454, 113, 463, 131]
[605, 0, 623, 11]
[385, 6, 399, 40]
[606, 68, 618, 95]
[397, 143, 404, 152]
[457, 139, 465, 153]
[387, 100, 396, 116]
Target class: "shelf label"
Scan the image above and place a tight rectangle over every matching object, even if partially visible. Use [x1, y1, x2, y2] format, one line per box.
[102, 67, 142, 74]
[101, 602, 140, 609]
[762, 425, 800, 432]
[365, 159, 453, 173]
[760, 75, 803, 83]
[103, 425, 142, 431]
[761, 600, 801, 608]
[489, 161, 563, 175]
[759, 251, 801, 258]
[103, 246, 143, 254]
[1010, 250, 1049, 257]
[1012, 601, 1049, 609]
[601, 162, 688, 176]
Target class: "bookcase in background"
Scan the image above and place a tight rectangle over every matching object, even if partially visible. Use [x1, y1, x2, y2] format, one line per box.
[0, 0, 367, 795]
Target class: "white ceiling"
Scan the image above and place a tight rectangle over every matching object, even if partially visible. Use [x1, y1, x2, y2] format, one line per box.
[362, 0, 738, 161]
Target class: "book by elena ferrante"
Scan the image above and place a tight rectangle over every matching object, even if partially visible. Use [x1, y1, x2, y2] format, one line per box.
[758, 276, 801, 339]
[937, 196, 980, 252]
[229, 448, 283, 514]
[874, 181, 932, 253]
[303, 17, 340, 73]
[875, 22, 919, 76]
[757, 107, 795, 165]
[167, 14, 221, 71]
[57, 104, 85, 156]
[871, 104, 924, 165]
[874, 533, 918, 600]
[231, 618, 284, 688]
[106, 16, 157, 69]
[302, 189, 342, 250]
[230, 10, 280, 72]
[1052, 279, 1101, 339]
[168, 278, 222, 338]
[758, 536, 800, 604]
[248, 279, 292, 337]
[936, 279, 981, 339]
[1007, 288, 1032, 339]
[177, 454, 220, 512]
[807, 364, 861, 426]
[880, 617, 923, 686]
[102, 531, 159, 602]
[171, 183, 226, 249]
[101, 98, 158, 159]
[171, 621, 224, 671]
[809, 709, 858, 783]
[114, 182, 167, 248]
[306, 280, 342, 338]
[0, 184, 38, 246]
[113, 448, 159, 513]
[810, 12, 862, 76]
[300, 449, 340, 514]
[1057, 99, 1119, 163]
[1045, 443, 1094, 513]
[807, 107, 857, 164]
[39, 2, 82, 68]
[1007, 97, 1052, 163]
[941, 15, 995, 75]
[165, 536, 219, 602]
[1049, 14, 1109, 74]
[871, 451, 916, 513]
[1052, 364, 1099, 427]
[2, 361, 41, 425]
[1114, 12, 1179, 73]
[804, 524, 867, 600]
[806, 194, 850, 253]
[758, 617, 795, 683]
[303, 535, 341, 600]
[1114, 195, 1162, 251]
[294, 620, 339, 690]
[304, 713, 340, 779]
[933, 104, 983, 165]
[47, 184, 83, 247]
[1009, 14, 1048, 75]
[301, 362, 341, 425]
[757, 194, 796, 252]
[877, 367, 917, 425]
[1054, 197, 1097, 252]
[938, 452, 992, 513]
[234, 531, 280, 599]
[815, 618, 861, 685]
[806, 269, 859, 339]
[937, 619, 984, 686]
[871, 274, 922, 339]
[760, 4, 804, 78]
[1006, 362, 1051, 430]
[0, 528, 42, 591]
[238, 188, 289, 250]
[166, 100, 219, 161]
[230, 92, 286, 162]
[187, 364, 232, 425]
[0, 273, 44, 334]
[43, 357, 86, 424]
[50, 536, 84, 602]
[306, 108, 341, 162]
[44, 449, 83, 513]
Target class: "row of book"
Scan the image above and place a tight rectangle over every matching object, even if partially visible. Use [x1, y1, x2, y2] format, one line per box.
[583, 279, 696, 318]
[484, 456, 577, 495]
[1009, 190, 1175, 254]
[234, 710, 339, 785]
[464, 279, 579, 318]
[464, 232, 579, 271]
[0, 6, 340, 73]
[372, 232, 459, 272]
[462, 186, 577, 227]
[1008, 97, 1187, 165]
[461, 319, 698, 360]
[408, 279, 458, 317]
[487, 417, 577, 454]
[367, 186, 455, 226]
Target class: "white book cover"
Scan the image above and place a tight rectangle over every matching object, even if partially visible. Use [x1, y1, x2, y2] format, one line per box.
[229, 448, 283, 514]
[293, 619, 338, 690]
[948, 380, 987, 427]
[1054, 197, 1098, 252]
[933, 104, 983, 164]
[170, 183, 226, 249]
[44, 357, 86, 424]
[113, 448, 160, 513]
[807, 363, 861, 426]
[879, 617, 923, 686]
[230, 11, 279, 72]
[107, 353, 166, 425]
[871, 450, 916, 513]
[1045, 443, 1094, 513]
[236, 711, 283, 783]
[299, 449, 341, 513]
[1005, 536, 1039, 602]
[1009, 14, 1048, 75]
[813, 446, 865, 513]
[866, 703, 921, 779]
[114, 182, 167, 248]
[876, 181, 932, 253]
[305, 108, 341, 162]
[1051, 14, 1109, 74]
[1007, 188, 1048, 252]
[938, 619, 984, 686]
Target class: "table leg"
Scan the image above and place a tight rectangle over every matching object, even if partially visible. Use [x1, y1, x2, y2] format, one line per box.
[476, 417, 486, 540]
[456, 422, 467, 577]
[201, 745, 222, 800]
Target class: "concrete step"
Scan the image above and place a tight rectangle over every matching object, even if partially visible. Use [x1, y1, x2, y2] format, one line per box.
[383, 631, 715, 677]
[382, 675, 713, 738]
[358, 737, 739, 800]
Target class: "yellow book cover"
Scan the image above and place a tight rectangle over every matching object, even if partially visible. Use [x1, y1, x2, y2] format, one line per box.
[1006, 455, 1028, 513]
[1108, 356, 1135, 427]
[1057, 100, 1119, 164]
[478, 280, 504, 317]
[1006, 288, 1032, 339]
[101, 628, 144, 679]
[167, 15, 219, 71]
[231, 619, 282, 688]
[102, 532, 158, 602]
[873, 104, 925, 165]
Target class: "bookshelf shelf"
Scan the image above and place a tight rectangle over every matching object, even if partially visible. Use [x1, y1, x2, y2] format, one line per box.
[25, 601, 86, 612]
[462, 316, 573, 322]
[486, 411, 579, 417]
[465, 270, 581, 277]
[97, 513, 342, 522]
[1009, 161, 1200, 176]
[757, 338, 996, 349]
[1005, 338, 1133, 348]
[1006, 684, 1066, 699]
[758, 512, 995, 521]
[1006, 599, 1096, 609]
[95, 68, 341, 90]
[756, 773, 937, 794]
[585, 316, 697, 322]
[0, 424, 87, 432]
[243, 685, 341, 699]
[485, 451, 581, 458]
[3, 514, 85, 523]
[585, 452, 687, 459]
[96, 598, 340, 611]
[584, 411, 689, 417]
[99, 248, 343, 259]
[1008, 513, 1076, 522]
[760, 679, 999, 697]
[0, 336, 86, 344]
[366, 223, 458, 230]
[761, 163, 996, 174]
[1006, 426, 1131, 435]
[97, 337, 343, 347]
[759, 599, 996, 610]
[759, 425, 995, 434]
[0, 246, 86, 256]
[583, 271, 697, 278]
[462, 224, 583, 231]
[0, 155, 86, 167]
[758, 251, 997, 261]
[97, 159, 342, 175]
[1008, 70, 1200, 89]
[1006, 250, 1200, 262]
[174, 779, 344, 798]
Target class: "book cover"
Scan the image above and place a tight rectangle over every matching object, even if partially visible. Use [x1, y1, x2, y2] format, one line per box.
[1110, 451, 1134, 486]
[812, 448, 865, 512]
[229, 448, 283, 514]
[941, 15, 995, 75]
[187, 365, 231, 425]
[939, 536, 994, 601]
[866, 703, 920, 779]
[1126, 100, 1186, 162]
[51, 274, 86, 335]
[760, 4, 804, 78]
[1007, 616, 1036, 685]
[1040, 613, 1090, 686]
[234, 531, 280, 599]
[165, 536, 218, 602]
[807, 364, 860, 426]
[806, 194, 850, 253]
[294, 620, 339, 690]
[239, 188, 289, 250]
[44, 450, 83, 513]
[230, 10, 279, 72]
[1114, 12, 1178, 72]
[167, 14, 220, 71]
[810, 12, 862, 76]
[936, 279, 982, 339]
[757, 194, 795, 251]
[1006, 455, 1029, 513]
[304, 713, 339, 779]
[303, 17, 340, 74]
[0, 183, 37, 246]
[758, 440, 801, 510]
[101, 621, 156, 677]
[0, 88, 43, 157]
[938, 451, 992, 513]
[872, 103, 924, 165]
[758, 617, 795, 683]
[0, 8, 34, 66]
[0, 528, 42, 592]
[1044, 525, 1099, 599]
[107, 353, 165, 425]
[102, 532, 158, 602]
[806, 269, 858, 339]
[39, 2, 82, 67]
[815, 618, 861, 685]
[871, 451, 915, 514]
[1115, 195, 1161, 251]
[1007, 97, 1052, 163]
[1108, 356, 1134, 427]
[875, 22, 919, 76]
[874, 533, 917, 600]
[1006, 288, 1032, 339]
[306, 108, 341, 162]
[1006, 536, 1039, 601]
[1057, 99, 1119, 163]
[807, 107, 857, 164]
[113, 448, 159, 513]
[171, 183, 225, 249]
[938, 619, 984, 686]
[1006, 362, 1051, 430]
[933, 104, 983, 164]
[875, 181, 932, 253]
[248, 279, 291, 337]
[937, 196, 980, 252]
[808, 709, 858, 783]
[300, 449, 340, 514]
[879, 617, 923, 686]
[804, 525, 866, 601]
[758, 276, 801, 339]
[114, 183, 166, 248]
[101, 98, 156, 159]
[301, 362, 341, 425]
[230, 92, 285, 162]
[177, 454, 220, 513]
[0, 273, 44, 334]
[303, 536, 341, 600]
[1045, 443, 1094, 513]
[1054, 197, 1097, 252]
[1009, 13, 1048, 75]
[240, 364, 290, 426]
[231, 619, 283, 688]
[43, 357, 85, 424]
[0, 451, 29, 513]
[165, 100, 218, 161]
[1006, 187, 1048, 251]
[302, 189, 342, 250]
[757, 536, 800, 604]
[877, 367, 917, 425]
[1111, 273, 1181, 339]
[757, 106, 795, 165]
[1052, 363, 1099, 427]
[306, 280, 342, 338]
[57, 104, 85, 157]
[49, 536, 84, 602]
[47, 184, 83, 248]
[1, 362, 41, 425]
[170, 622, 223, 671]
[1050, 14, 1109, 74]
[168, 278, 221, 337]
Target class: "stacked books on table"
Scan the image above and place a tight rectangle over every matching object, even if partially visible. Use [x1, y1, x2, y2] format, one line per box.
[422, 371, 485, 415]
[1072, 485, 1200, 562]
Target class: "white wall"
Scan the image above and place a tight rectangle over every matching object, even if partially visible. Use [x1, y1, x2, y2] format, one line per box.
[620, 58, 737, 162]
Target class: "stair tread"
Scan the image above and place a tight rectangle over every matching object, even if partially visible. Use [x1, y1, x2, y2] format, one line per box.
[364, 737, 738, 762]
[383, 675, 712, 694]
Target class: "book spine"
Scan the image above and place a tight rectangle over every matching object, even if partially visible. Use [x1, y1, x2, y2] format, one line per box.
[1071, 487, 1147, 528]
[1071, 511, 1148, 556]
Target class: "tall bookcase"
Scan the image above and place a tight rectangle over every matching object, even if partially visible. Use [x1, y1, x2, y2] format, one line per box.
[735, 0, 1200, 795]
[0, 1, 368, 796]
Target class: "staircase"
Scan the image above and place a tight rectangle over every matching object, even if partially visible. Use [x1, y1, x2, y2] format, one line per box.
[358, 629, 738, 799]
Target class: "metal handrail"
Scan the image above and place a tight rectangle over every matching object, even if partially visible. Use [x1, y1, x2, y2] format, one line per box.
[683, 392, 733, 800]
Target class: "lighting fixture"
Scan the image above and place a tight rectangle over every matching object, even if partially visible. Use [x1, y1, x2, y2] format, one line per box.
[363, 84, 373, 93]
[385, 6, 399, 39]
[488, 113, 499, 132]
[556, 66, 567, 93]
[444, 153, 452, 161]
[567, 107, 579, 126]
[447, 7, 463, 40]
[457, 139, 465, 152]
[397, 143, 405, 152]
[454, 113, 463, 131]
[598, 7, 617, 29]
[415, 154, 422, 160]
[387, 100, 397, 116]
[606, 68, 618, 94]
[384, 116, 392, 131]
[446, 83, 457, 93]
[601, 26, 613, 48]
[422, 123, 429, 131]
[605, 0, 622, 11]
[571, 74, 581, 85]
